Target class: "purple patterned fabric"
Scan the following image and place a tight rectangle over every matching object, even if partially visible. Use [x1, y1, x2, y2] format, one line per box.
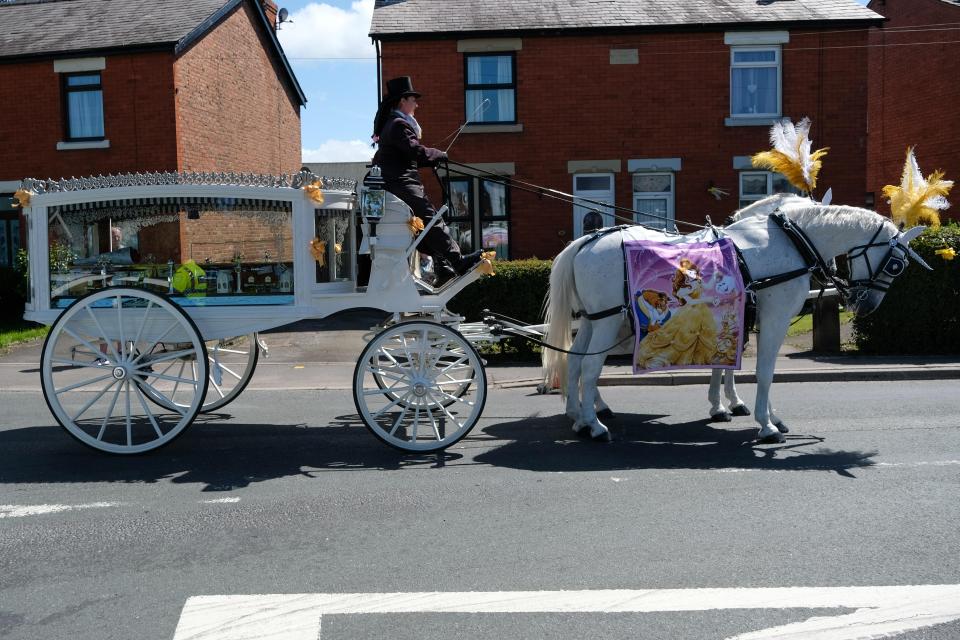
[625, 237, 745, 374]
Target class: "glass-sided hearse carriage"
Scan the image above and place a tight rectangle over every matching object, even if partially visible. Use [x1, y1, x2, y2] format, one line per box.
[18, 169, 496, 454]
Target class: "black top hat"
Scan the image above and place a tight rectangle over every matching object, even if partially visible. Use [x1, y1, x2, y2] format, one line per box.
[384, 76, 421, 100]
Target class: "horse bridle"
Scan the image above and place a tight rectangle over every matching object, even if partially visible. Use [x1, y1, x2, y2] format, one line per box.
[839, 221, 931, 303]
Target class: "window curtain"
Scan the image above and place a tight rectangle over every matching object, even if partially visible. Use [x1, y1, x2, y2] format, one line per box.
[731, 67, 776, 116]
[68, 91, 104, 138]
[466, 56, 514, 122]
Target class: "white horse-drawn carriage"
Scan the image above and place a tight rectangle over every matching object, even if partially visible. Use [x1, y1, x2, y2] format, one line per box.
[18, 120, 944, 454]
[18, 169, 498, 454]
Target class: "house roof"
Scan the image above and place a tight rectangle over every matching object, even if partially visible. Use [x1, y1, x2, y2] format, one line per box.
[370, 0, 883, 38]
[0, 0, 305, 104]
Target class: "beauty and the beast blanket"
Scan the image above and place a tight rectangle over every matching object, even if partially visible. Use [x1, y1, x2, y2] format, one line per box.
[625, 237, 745, 374]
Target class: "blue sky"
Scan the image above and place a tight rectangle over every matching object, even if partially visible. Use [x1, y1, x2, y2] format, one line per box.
[277, 0, 872, 163]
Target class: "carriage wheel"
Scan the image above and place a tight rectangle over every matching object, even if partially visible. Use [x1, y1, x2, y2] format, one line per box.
[372, 346, 474, 409]
[353, 320, 487, 452]
[40, 288, 208, 454]
[141, 333, 260, 413]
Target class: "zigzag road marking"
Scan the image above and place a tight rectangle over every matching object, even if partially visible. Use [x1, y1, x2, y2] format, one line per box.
[172, 585, 960, 640]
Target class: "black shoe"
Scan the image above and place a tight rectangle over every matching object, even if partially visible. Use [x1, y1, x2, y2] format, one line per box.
[434, 264, 457, 288]
[453, 250, 484, 275]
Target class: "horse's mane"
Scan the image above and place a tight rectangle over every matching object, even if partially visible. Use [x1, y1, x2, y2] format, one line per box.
[731, 193, 893, 234]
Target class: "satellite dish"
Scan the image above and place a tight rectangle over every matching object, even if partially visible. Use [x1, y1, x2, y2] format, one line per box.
[278, 7, 289, 23]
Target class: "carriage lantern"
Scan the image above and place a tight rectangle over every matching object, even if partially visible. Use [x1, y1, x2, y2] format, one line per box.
[361, 165, 386, 222]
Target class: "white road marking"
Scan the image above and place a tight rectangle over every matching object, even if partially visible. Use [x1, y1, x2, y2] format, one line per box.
[199, 497, 241, 504]
[172, 585, 960, 640]
[0, 501, 118, 518]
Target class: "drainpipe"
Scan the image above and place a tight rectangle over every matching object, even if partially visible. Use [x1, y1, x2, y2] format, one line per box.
[374, 38, 382, 102]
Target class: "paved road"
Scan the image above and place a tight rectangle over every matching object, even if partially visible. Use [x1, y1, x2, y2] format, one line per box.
[1, 380, 959, 639]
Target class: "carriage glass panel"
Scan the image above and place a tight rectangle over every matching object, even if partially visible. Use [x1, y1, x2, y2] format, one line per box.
[730, 47, 780, 117]
[314, 207, 353, 284]
[46, 196, 296, 308]
[465, 54, 516, 123]
[480, 179, 510, 259]
[447, 177, 475, 253]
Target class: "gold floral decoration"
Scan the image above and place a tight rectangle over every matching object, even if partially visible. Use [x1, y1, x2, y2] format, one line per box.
[309, 237, 341, 267]
[478, 250, 497, 276]
[304, 180, 325, 205]
[407, 216, 425, 235]
[11, 189, 32, 208]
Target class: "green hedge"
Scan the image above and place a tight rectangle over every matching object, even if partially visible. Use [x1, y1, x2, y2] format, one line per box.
[448, 258, 552, 360]
[852, 223, 960, 354]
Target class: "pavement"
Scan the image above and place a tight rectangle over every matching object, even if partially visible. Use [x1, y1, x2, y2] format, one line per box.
[2, 309, 959, 391]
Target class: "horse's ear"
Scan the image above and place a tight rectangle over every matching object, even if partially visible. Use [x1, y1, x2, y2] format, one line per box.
[900, 226, 925, 244]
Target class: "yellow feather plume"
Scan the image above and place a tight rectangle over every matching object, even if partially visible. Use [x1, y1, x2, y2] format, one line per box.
[881, 147, 953, 228]
[407, 216, 424, 235]
[751, 117, 828, 194]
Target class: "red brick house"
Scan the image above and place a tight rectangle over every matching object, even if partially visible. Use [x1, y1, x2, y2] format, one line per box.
[867, 0, 960, 221]
[0, 0, 306, 267]
[371, 0, 883, 259]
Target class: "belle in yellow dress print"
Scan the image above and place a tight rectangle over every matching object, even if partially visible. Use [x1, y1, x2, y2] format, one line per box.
[635, 257, 719, 368]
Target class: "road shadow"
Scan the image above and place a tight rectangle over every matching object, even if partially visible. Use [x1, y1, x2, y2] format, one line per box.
[0, 412, 459, 491]
[473, 411, 876, 476]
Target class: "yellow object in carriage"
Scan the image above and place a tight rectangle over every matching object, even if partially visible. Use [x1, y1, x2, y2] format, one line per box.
[172, 259, 206, 295]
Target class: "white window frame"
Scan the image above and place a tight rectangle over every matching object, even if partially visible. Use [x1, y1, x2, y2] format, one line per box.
[729, 45, 781, 119]
[738, 171, 799, 208]
[632, 172, 675, 231]
[572, 172, 615, 238]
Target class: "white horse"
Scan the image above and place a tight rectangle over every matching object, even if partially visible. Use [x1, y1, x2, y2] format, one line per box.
[542, 193, 930, 444]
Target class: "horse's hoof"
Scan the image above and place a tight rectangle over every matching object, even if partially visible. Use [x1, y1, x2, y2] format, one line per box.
[757, 432, 786, 444]
[731, 405, 751, 417]
[774, 421, 789, 434]
[574, 424, 591, 439]
[597, 408, 615, 420]
[592, 431, 612, 443]
[710, 412, 732, 423]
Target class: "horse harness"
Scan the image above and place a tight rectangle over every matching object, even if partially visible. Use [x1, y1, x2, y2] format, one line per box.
[573, 210, 914, 338]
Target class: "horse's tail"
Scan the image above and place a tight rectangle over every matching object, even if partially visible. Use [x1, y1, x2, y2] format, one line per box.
[541, 235, 591, 396]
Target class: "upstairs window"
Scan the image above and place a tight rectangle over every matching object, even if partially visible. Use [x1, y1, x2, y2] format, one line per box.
[464, 54, 516, 124]
[730, 46, 780, 118]
[62, 72, 104, 140]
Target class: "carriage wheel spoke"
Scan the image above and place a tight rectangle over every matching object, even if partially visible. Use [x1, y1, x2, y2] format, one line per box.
[84, 306, 121, 362]
[134, 385, 164, 438]
[141, 369, 199, 387]
[63, 326, 114, 367]
[130, 300, 155, 348]
[70, 378, 120, 422]
[429, 390, 468, 431]
[363, 385, 412, 397]
[97, 383, 124, 441]
[115, 294, 126, 358]
[140, 348, 197, 366]
[131, 320, 182, 365]
[55, 372, 115, 394]
[372, 391, 412, 419]
[388, 401, 412, 436]
[125, 382, 133, 447]
[136, 379, 189, 416]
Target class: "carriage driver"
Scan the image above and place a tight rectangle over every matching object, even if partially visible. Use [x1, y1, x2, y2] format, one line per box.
[372, 76, 483, 286]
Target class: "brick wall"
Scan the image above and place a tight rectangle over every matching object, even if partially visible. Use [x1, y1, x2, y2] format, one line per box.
[174, 0, 301, 176]
[0, 51, 179, 182]
[867, 0, 960, 221]
[382, 27, 872, 258]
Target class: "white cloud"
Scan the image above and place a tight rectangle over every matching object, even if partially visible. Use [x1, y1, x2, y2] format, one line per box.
[302, 139, 374, 162]
[278, 0, 375, 61]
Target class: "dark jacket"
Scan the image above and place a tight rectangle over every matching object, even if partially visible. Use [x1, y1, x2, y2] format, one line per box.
[373, 112, 445, 186]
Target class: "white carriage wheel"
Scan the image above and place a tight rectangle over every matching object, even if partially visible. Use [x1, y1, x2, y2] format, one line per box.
[141, 333, 260, 413]
[353, 320, 487, 452]
[40, 288, 208, 454]
[372, 344, 474, 408]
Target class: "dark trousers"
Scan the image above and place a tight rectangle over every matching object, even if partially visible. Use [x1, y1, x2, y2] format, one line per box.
[386, 182, 462, 261]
